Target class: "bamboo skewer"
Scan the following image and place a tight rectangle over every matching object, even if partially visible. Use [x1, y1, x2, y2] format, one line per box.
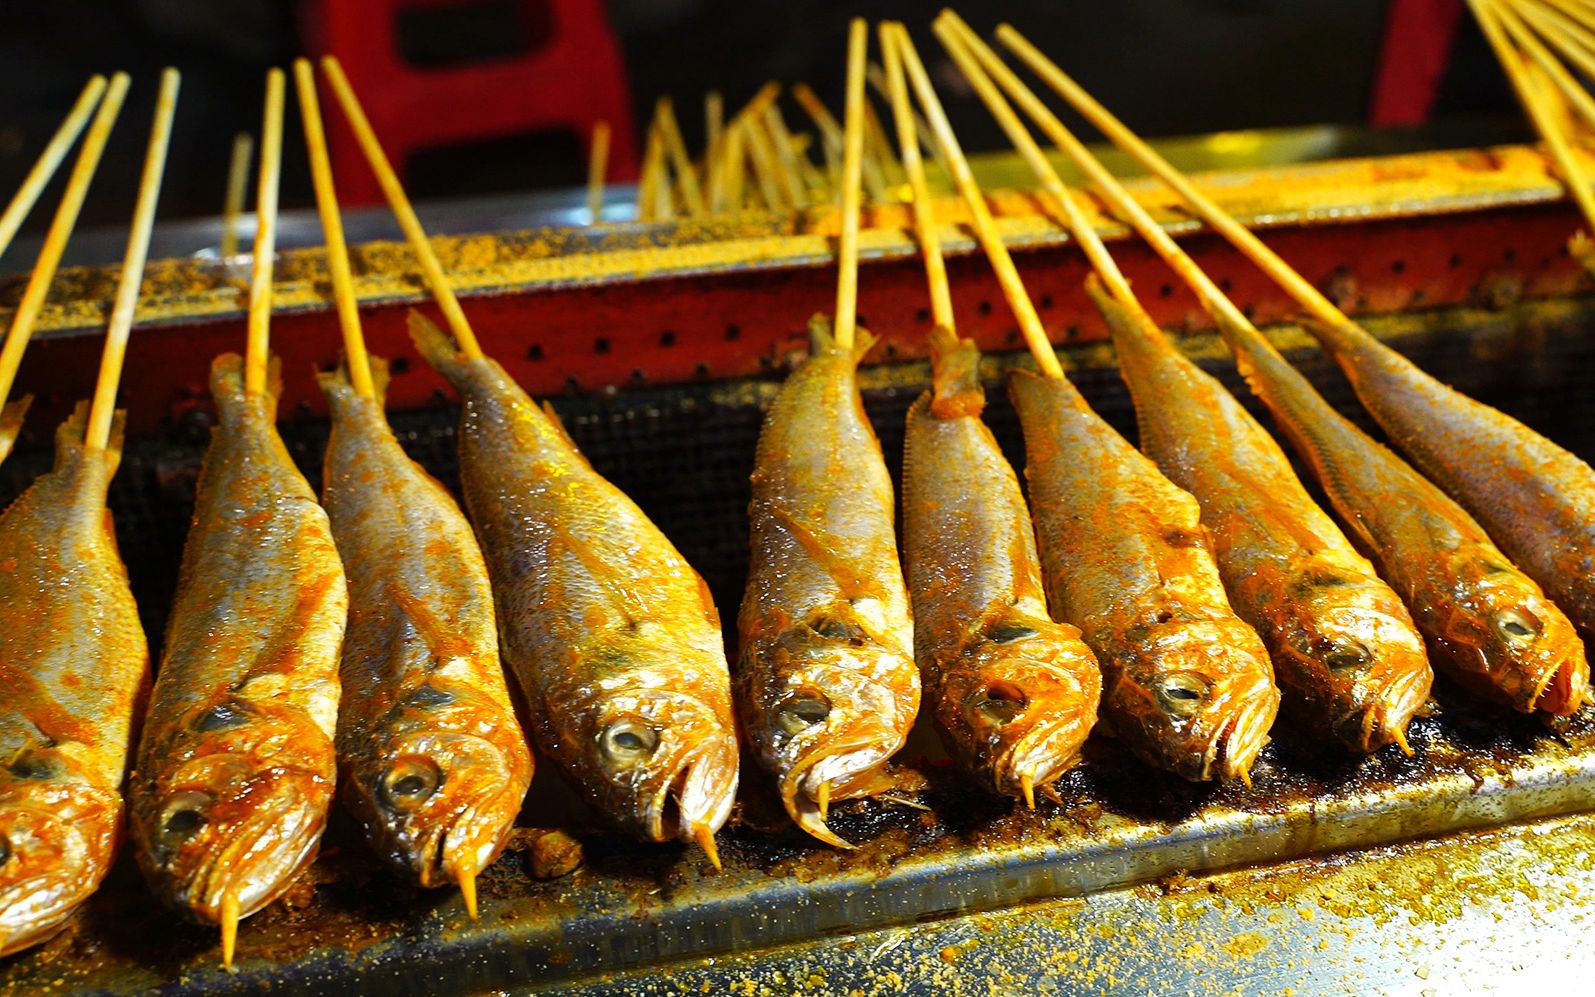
[0, 72, 130, 426]
[862, 99, 903, 193]
[1495, 2, 1595, 140]
[322, 56, 485, 360]
[657, 98, 705, 216]
[890, 23, 1062, 378]
[704, 91, 724, 206]
[244, 69, 286, 398]
[880, 24, 952, 331]
[637, 118, 667, 222]
[220, 132, 253, 258]
[295, 59, 374, 398]
[86, 68, 180, 453]
[793, 81, 845, 188]
[833, 17, 869, 352]
[720, 121, 747, 210]
[762, 103, 810, 207]
[868, 62, 937, 161]
[742, 116, 790, 210]
[0, 76, 107, 264]
[586, 121, 610, 224]
[1511, 2, 1595, 119]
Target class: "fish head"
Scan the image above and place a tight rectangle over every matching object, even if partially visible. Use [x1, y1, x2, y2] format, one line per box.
[746, 608, 920, 844]
[344, 680, 532, 888]
[1107, 613, 1281, 783]
[1437, 552, 1589, 715]
[0, 772, 121, 957]
[134, 698, 335, 923]
[1283, 571, 1433, 751]
[932, 612, 1101, 801]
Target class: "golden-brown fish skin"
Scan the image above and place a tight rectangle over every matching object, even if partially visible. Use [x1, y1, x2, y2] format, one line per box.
[1008, 367, 1280, 783]
[319, 359, 532, 889]
[129, 354, 347, 926]
[903, 329, 1099, 800]
[738, 318, 920, 846]
[0, 395, 31, 467]
[409, 313, 738, 853]
[1308, 314, 1595, 644]
[1091, 283, 1431, 753]
[0, 406, 148, 957]
[1219, 312, 1587, 715]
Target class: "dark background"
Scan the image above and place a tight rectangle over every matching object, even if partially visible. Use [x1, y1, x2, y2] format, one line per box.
[0, 0, 1519, 233]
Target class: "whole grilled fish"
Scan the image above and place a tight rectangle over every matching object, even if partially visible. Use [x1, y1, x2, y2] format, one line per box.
[1090, 282, 1432, 751]
[739, 318, 920, 848]
[319, 359, 531, 908]
[409, 312, 737, 864]
[128, 355, 347, 952]
[903, 328, 1100, 803]
[0, 405, 148, 957]
[0, 396, 30, 467]
[1307, 314, 1595, 642]
[1009, 364, 1279, 783]
[1217, 312, 1588, 714]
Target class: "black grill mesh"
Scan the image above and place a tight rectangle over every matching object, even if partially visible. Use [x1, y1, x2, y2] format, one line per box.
[3, 302, 1593, 650]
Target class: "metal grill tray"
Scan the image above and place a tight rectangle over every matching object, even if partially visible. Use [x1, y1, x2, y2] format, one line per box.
[4, 297, 1595, 994]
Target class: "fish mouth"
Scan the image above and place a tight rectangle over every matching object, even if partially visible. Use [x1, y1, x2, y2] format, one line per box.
[1529, 642, 1591, 716]
[779, 733, 901, 849]
[991, 706, 1095, 805]
[142, 766, 332, 925]
[1203, 681, 1281, 784]
[642, 738, 739, 865]
[1359, 661, 1434, 754]
[0, 792, 120, 958]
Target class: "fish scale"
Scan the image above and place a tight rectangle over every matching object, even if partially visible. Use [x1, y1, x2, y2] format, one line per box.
[0, 405, 148, 957]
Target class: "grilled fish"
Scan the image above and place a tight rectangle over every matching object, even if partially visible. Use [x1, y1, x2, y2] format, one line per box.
[1307, 314, 1595, 643]
[1217, 311, 1588, 714]
[318, 359, 531, 907]
[1009, 363, 1279, 783]
[903, 328, 1099, 802]
[0, 405, 148, 957]
[128, 355, 347, 944]
[739, 318, 920, 847]
[0, 396, 30, 467]
[409, 312, 737, 863]
[1090, 281, 1432, 751]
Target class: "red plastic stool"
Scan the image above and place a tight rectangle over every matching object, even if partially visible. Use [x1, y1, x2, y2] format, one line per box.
[303, 0, 638, 205]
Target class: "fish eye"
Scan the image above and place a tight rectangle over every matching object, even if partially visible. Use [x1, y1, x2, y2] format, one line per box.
[1495, 608, 1542, 644]
[972, 680, 1028, 726]
[159, 791, 214, 847]
[1325, 641, 1371, 673]
[986, 622, 1039, 645]
[380, 757, 443, 811]
[195, 700, 251, 732]
[775, 690, 832, 735]
[810, 617, 864, 642]
[1157, 673, 1211, 719]
[601, 721, 661, 763]
[402, 684, 456, 710]
[8, 748, 59, 780]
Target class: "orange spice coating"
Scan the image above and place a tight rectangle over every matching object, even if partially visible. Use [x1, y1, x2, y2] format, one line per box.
[0, 397, 30, 467]
[0, 405, 149, 957]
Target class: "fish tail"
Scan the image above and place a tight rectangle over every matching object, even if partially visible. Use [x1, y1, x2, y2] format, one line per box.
[408, 309, 467, 382]
[807, 313, 878, 363]
[54, 400, 126, 465]
[316, 355, 391, 416]
[927, 326, 985, 418]
[210, 352, 282, 423]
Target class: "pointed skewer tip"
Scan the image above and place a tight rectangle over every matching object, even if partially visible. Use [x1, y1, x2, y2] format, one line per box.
[458, 865, 480, 920]
[815, 780, 832, 822]
[220, 892, 240, 971]
[693, 825, 723, 871]
[1393, 727, 1414, 757]
[1019, 773, 1036, 810]
[1236, 767, 1253, 791]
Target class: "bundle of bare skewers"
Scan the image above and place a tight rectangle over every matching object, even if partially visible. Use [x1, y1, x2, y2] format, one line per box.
[5, 5, 1595, 975]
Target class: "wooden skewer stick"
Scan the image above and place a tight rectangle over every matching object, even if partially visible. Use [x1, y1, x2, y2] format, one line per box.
[937, 13, 1235, 330]
[862, 98, 904, 192]
[87, 68, 180, 452]
[1469, 0, 1595, 246]
[220, 132, 253, 258]
[934, 14, 1136, 308]
[743, 116, 790, 211]
[322, 56, 484, 360]
[704, 91, 724, 208]
[792, 82, 845, 188]
[891, 22, 1063, 378]
[637, 117, 664, 222]
[762, 103, 810, 207]
[1525, 0, 1595, 71]
[993, 21, 1369, 329]
[1496, 1, 1595, 137]
[868, 61, 937, 161]
[656, 98, 705, 216]
[0, 76, 107, 264]
[244, 69, 286, 398]
[0, 73, 129, 419]
[720, 119, 748, 210]
[295, 58, 374, 398]
[880, 24, 953, 331]
[587, 121, 610, 224]
[834, 17, 869, 352]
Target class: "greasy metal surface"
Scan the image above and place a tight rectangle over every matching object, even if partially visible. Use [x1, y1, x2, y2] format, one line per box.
[2, 142, 1594, 438]
[3, 295, 1595, 994]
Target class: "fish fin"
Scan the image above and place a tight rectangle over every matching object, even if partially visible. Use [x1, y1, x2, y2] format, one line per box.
[927, 326, 985, 418]
[407, 309, 465, 381]
[210, 352, 282, 422]
[807, 313, 879, 363]
[53, 401, 125, 467]
[0, 394, 32, 462]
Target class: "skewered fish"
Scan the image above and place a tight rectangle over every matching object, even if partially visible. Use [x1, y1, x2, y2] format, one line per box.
[319, 359, 532, 906]
[739, 319, 920, 846]
[1089, 281, 1432, 750]
[0, 405, 148, 957]
[903, 328, 1100, 802]
[1009, 366, 1280, 783]
[1216, 312, 1588, 714]
[409, 312, 737, 863]
[128, 356, 347, 940]
[0, 397, 28, 466]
